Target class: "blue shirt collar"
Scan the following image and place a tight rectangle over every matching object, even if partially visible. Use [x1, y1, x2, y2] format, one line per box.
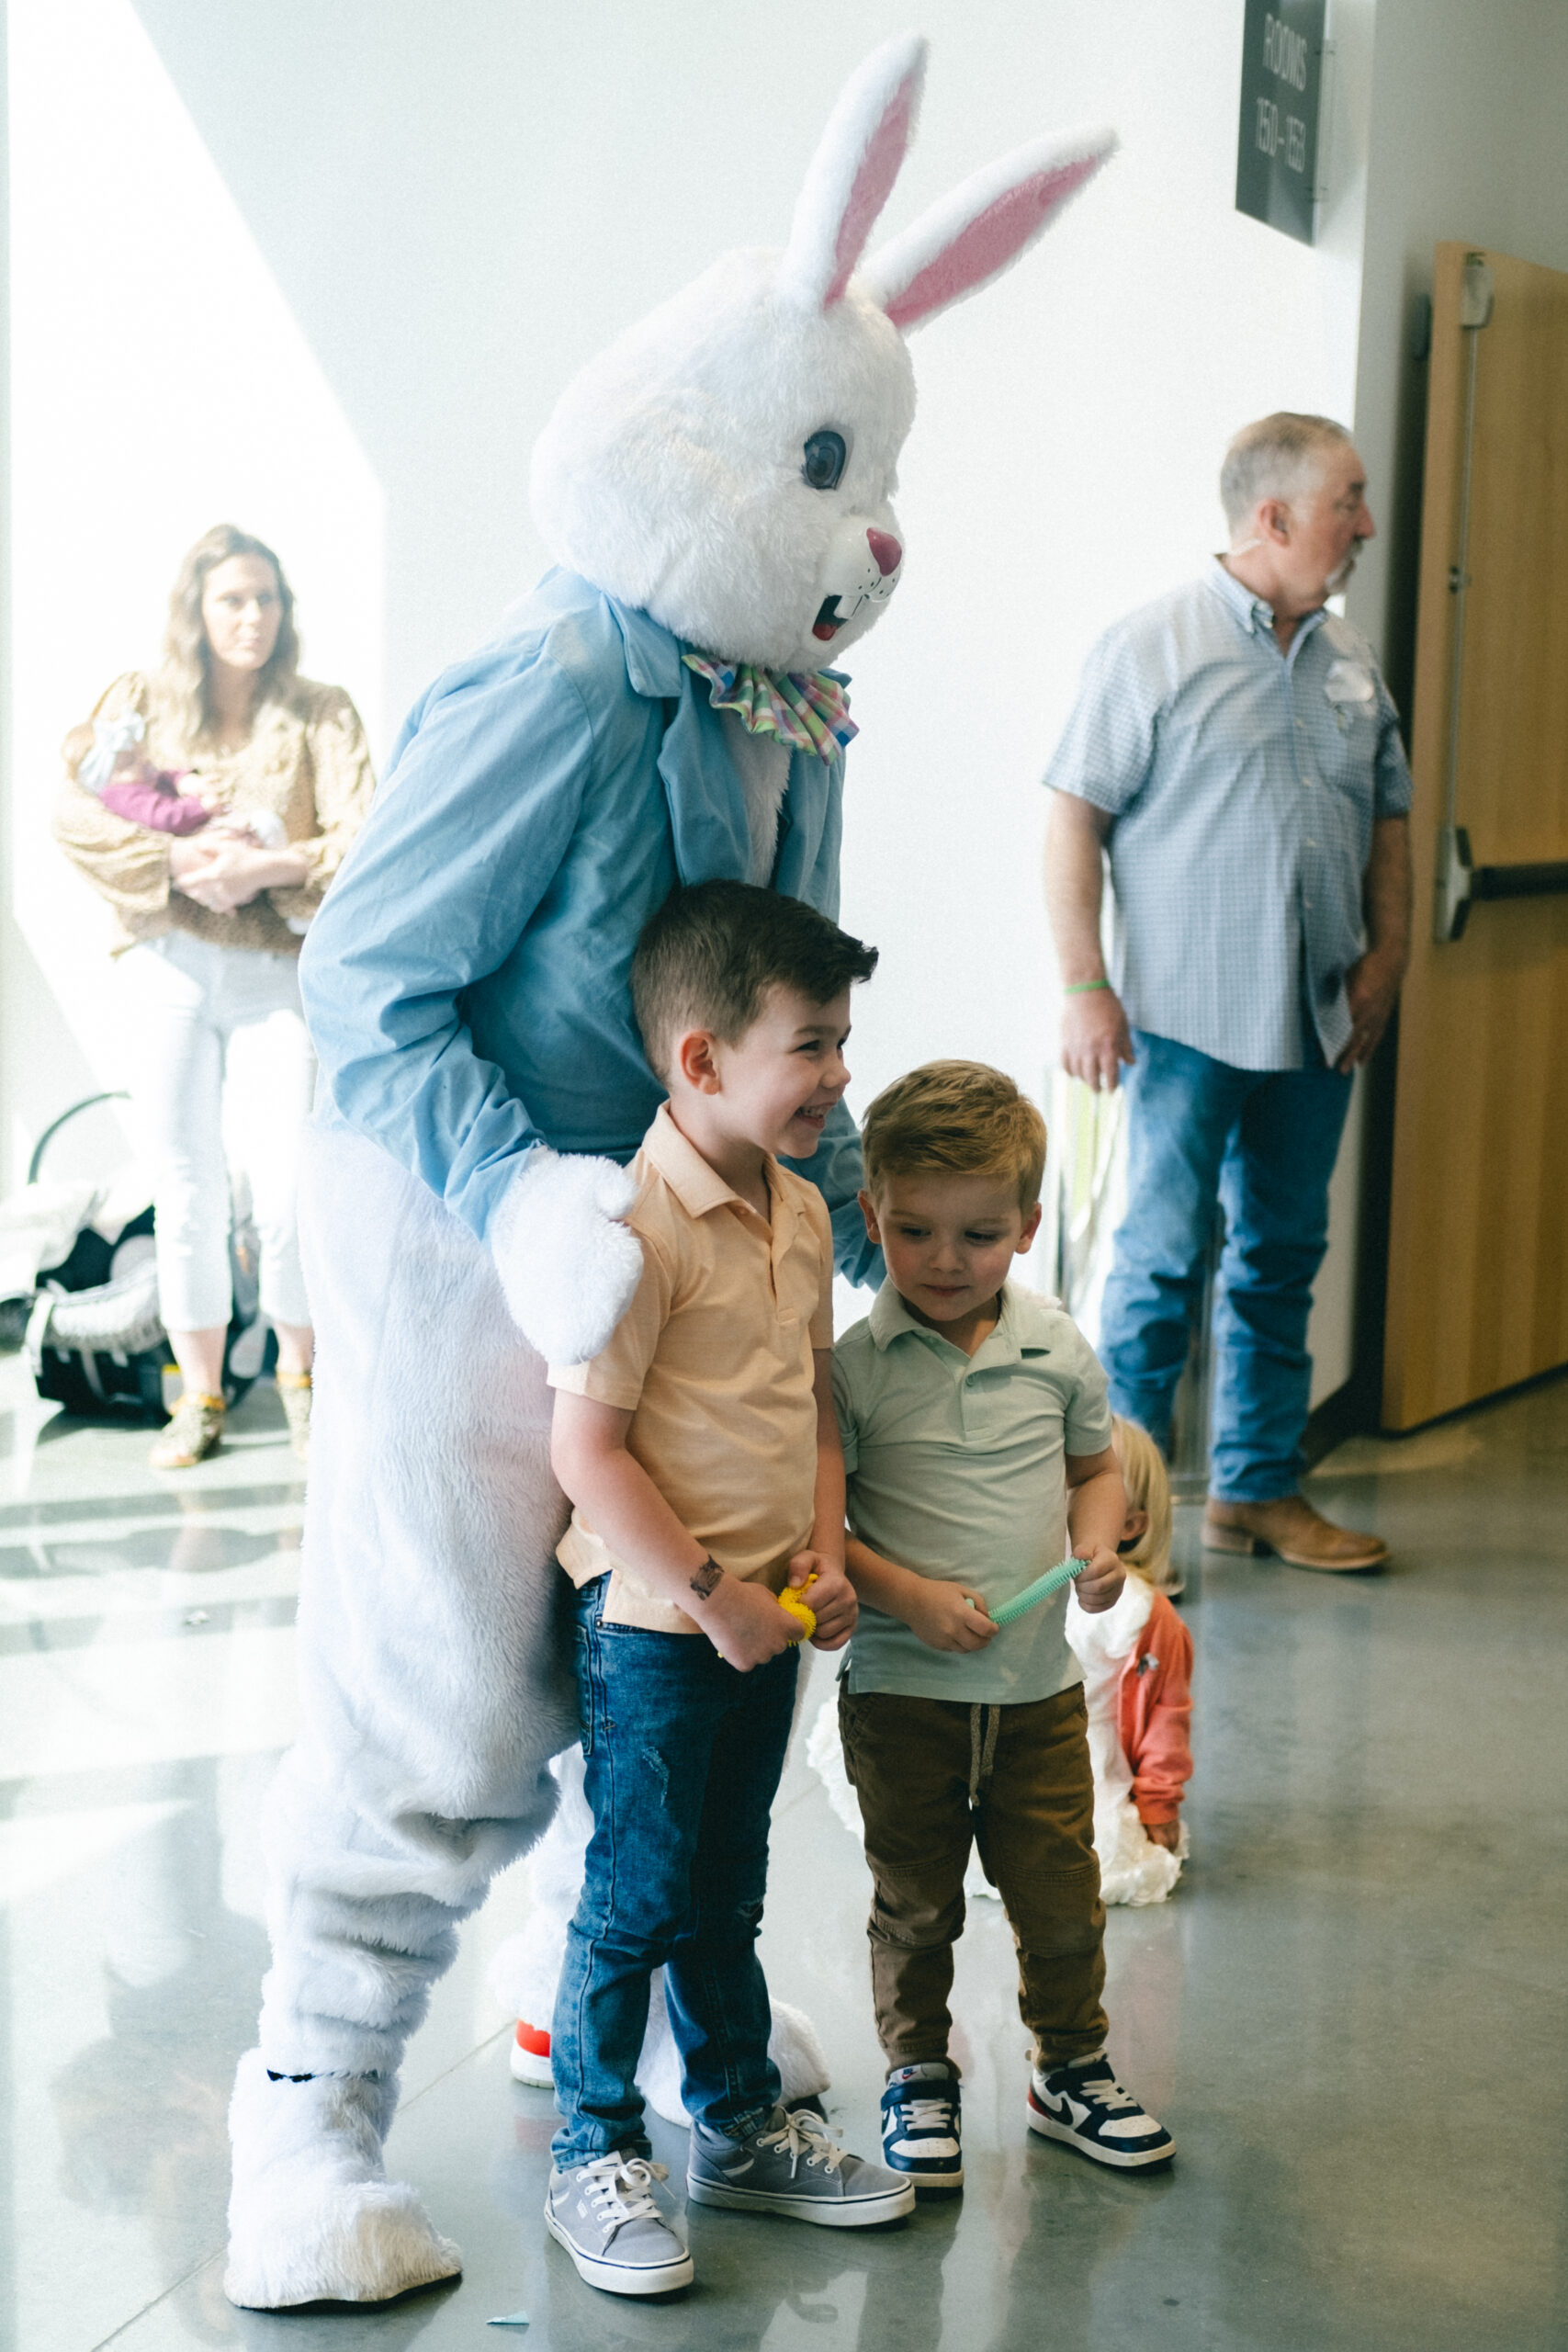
[1205, 556, 1331, 660]
[604, 595, 686, 700]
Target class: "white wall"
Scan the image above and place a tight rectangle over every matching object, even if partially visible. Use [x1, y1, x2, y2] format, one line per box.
[4, 0, 387, 1190]
[5, 0, 1373, 1204]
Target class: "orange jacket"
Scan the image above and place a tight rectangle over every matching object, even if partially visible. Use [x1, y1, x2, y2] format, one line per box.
[1117, 1588, 1194, 1827]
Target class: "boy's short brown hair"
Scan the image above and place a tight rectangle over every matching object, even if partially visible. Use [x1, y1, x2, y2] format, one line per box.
[632, 879, 877, 1082]
[861, 1060, 1047, 1212]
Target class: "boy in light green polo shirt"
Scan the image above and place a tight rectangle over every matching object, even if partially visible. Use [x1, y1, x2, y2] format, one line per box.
[834, 1059, 1175, 2193]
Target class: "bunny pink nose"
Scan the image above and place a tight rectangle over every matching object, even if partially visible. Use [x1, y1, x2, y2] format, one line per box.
[866, 528, 903, 577]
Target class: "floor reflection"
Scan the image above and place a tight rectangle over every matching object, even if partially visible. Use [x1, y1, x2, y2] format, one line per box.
[5, 1358, 1568, 2349]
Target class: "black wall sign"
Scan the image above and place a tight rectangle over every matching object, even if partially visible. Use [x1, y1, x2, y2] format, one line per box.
[1235, 0, 1325, 246]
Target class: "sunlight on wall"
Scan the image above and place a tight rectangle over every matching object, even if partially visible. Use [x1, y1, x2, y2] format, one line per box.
[6, 0, 385, 1187]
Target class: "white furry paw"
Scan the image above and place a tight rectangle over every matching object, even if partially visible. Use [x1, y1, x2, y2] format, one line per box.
[635, 1980, 830, 2123]
[768, 1998, 830, 2103]
[491, 1147, 642, 1364]
[225, 2051, 461, 2310]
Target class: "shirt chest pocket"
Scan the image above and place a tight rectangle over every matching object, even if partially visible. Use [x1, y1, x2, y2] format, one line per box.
[1317, 664, 1379, 798]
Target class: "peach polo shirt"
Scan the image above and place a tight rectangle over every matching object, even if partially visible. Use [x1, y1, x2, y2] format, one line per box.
[548, 1101, 835, 1633]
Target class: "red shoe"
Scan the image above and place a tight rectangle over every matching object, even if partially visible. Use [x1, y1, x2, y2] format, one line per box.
[511, 2018, 553, 2086]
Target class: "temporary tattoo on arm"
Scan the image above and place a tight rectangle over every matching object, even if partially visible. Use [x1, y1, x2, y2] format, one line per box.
[688, 1555, 724, 1600]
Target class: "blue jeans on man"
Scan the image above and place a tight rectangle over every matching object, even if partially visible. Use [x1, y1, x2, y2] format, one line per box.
[1099, 1030, 1352, 1502]
[550, 1576, 798, 2165]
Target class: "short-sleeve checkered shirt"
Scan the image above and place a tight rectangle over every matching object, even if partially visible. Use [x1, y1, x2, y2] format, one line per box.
[1044, 561, 1413, 1071]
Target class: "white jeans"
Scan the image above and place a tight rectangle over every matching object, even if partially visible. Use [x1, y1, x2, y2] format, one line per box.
[122, 932, 315, 1332]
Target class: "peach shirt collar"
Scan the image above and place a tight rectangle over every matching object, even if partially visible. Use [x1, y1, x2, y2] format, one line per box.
[641, 1100, 798, 1243]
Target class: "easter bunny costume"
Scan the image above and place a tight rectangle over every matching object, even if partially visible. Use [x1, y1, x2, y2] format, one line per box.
[225, 34, 1112, 2310]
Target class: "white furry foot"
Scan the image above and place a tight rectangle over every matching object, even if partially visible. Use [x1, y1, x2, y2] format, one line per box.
[225, 2050, 462, 2310]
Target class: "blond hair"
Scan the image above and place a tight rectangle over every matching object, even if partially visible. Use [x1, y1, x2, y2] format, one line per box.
[152, 523, 301, 753]
[861, 1060, 1046, 1213]
[1111, 1414, 1176, 1592]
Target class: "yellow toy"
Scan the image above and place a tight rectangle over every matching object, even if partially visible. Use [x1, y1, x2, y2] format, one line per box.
[777, 1572, 819, 1642]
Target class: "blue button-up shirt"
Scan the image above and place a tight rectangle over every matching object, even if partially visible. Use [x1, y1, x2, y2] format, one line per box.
[1044, 560, 1413, 1070]
[299, 567, 880, 1284]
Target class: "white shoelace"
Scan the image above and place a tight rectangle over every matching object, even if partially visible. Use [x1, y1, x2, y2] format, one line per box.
[756, 2109, 848, 2178]
[580, 2152, 668, 2225]
[1064, 2068, 1143, 2116]
[897, 2096, 956, 2131]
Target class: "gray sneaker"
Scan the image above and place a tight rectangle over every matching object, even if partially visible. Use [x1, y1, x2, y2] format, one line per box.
[545, 2152, 694, 2295]
[687, 2103, 915, 2228]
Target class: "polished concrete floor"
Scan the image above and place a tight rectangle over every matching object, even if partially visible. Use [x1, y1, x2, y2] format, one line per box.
[4, 1350, 1567, 2352]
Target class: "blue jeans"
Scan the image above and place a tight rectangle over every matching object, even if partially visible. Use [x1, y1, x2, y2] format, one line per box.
[1100, 1030, 1353, 1502]
[550, 1577, 798, 2165]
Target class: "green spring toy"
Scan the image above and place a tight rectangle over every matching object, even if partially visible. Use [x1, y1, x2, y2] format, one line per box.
[981, 1555, 1086, 1629]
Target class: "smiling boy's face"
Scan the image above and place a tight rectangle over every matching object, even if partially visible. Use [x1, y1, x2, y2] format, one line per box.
[703, 984, 853, 1160]
[860, 1170, 1043, 1334]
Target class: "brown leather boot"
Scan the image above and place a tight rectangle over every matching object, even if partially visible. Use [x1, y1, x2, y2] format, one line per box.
[1202, 1494, 1388, 1573]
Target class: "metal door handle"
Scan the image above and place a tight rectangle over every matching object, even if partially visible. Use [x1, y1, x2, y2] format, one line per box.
[1435, 824, 1568, 940]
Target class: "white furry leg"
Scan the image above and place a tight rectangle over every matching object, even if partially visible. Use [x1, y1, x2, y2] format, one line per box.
[225, 2051, 461, 2310]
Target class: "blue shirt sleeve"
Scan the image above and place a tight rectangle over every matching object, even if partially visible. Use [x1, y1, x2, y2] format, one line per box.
[1372, 677, 1414, 819]
[299, 644, 594, 1244]
[782, 1097, 882, 1288]
[1043, 624, 1159, 820]
[774, 783, 883, 1286]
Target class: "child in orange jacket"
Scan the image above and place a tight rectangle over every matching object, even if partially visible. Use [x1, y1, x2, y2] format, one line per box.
[1064, 1416, 1193, 1905]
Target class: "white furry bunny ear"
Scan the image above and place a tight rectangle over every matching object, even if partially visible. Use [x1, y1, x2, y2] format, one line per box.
[777, 32, 928, 312]
[862, 125, 1117, 332]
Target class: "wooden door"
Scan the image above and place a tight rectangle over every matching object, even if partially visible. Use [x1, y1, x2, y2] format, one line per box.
[1382, 243, 1568, 1429]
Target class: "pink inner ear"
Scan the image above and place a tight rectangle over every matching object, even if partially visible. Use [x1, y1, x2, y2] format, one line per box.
[882, 155, 1102, 329]
[825, 84, 918, 305]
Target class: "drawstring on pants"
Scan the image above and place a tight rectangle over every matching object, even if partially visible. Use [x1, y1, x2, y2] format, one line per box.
[966, 1703, 1001, 1804]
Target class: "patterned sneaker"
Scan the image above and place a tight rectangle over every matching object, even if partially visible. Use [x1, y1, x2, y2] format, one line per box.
[688, 2102, 914, 2227]
[545, 2151, 693, 2296]
[276, 1370, 312, 1461]
[1026, 2055, 1175, 2170]
[880, 2060, 963, 2194]
[149, 1391, 225, 1470]
[511, 2018, 554, 2086]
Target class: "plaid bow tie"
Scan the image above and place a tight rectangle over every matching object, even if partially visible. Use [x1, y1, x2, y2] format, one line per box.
[682, 654, 857, 763]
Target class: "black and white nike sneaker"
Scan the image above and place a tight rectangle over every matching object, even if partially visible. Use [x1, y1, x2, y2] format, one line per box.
[1026, 2055, 1175, 2169]
[880, 2060, 964, 2194]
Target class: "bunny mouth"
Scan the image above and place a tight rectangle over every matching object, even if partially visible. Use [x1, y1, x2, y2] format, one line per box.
[811, 597, 843, 643]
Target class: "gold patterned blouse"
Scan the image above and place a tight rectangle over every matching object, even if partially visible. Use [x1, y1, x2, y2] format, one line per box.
[54, 669, 377, 956]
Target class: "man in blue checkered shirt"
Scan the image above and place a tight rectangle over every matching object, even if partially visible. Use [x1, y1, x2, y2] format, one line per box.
[1043, 414, 1412, 1573]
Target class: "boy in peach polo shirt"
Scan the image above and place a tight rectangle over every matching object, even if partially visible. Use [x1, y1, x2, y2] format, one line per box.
[542, 880, 914, 2298]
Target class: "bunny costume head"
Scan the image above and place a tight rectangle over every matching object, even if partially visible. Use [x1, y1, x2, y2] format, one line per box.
[532, 35, 1112, 673]
[225, 36, 1113, 2317]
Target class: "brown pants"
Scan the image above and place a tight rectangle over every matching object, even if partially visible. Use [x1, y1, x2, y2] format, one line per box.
[839, 1683, 1108, 2070]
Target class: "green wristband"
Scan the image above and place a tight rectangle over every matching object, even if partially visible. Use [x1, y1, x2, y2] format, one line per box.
[1063, 978, 1112, 995]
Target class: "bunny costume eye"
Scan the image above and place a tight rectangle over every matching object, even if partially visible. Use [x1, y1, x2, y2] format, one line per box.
[529, 33, 1115, 670]
[802, 430, 848, 491]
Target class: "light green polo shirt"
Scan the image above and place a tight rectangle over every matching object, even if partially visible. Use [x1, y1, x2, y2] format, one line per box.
[832, 1281, 1113, 1705]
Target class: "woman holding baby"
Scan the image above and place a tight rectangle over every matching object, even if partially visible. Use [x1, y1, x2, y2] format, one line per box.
[55, 523, 375, 1468]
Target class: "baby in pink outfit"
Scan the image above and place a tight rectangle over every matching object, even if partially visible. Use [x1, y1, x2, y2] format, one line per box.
[72, 713, 286, 848]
